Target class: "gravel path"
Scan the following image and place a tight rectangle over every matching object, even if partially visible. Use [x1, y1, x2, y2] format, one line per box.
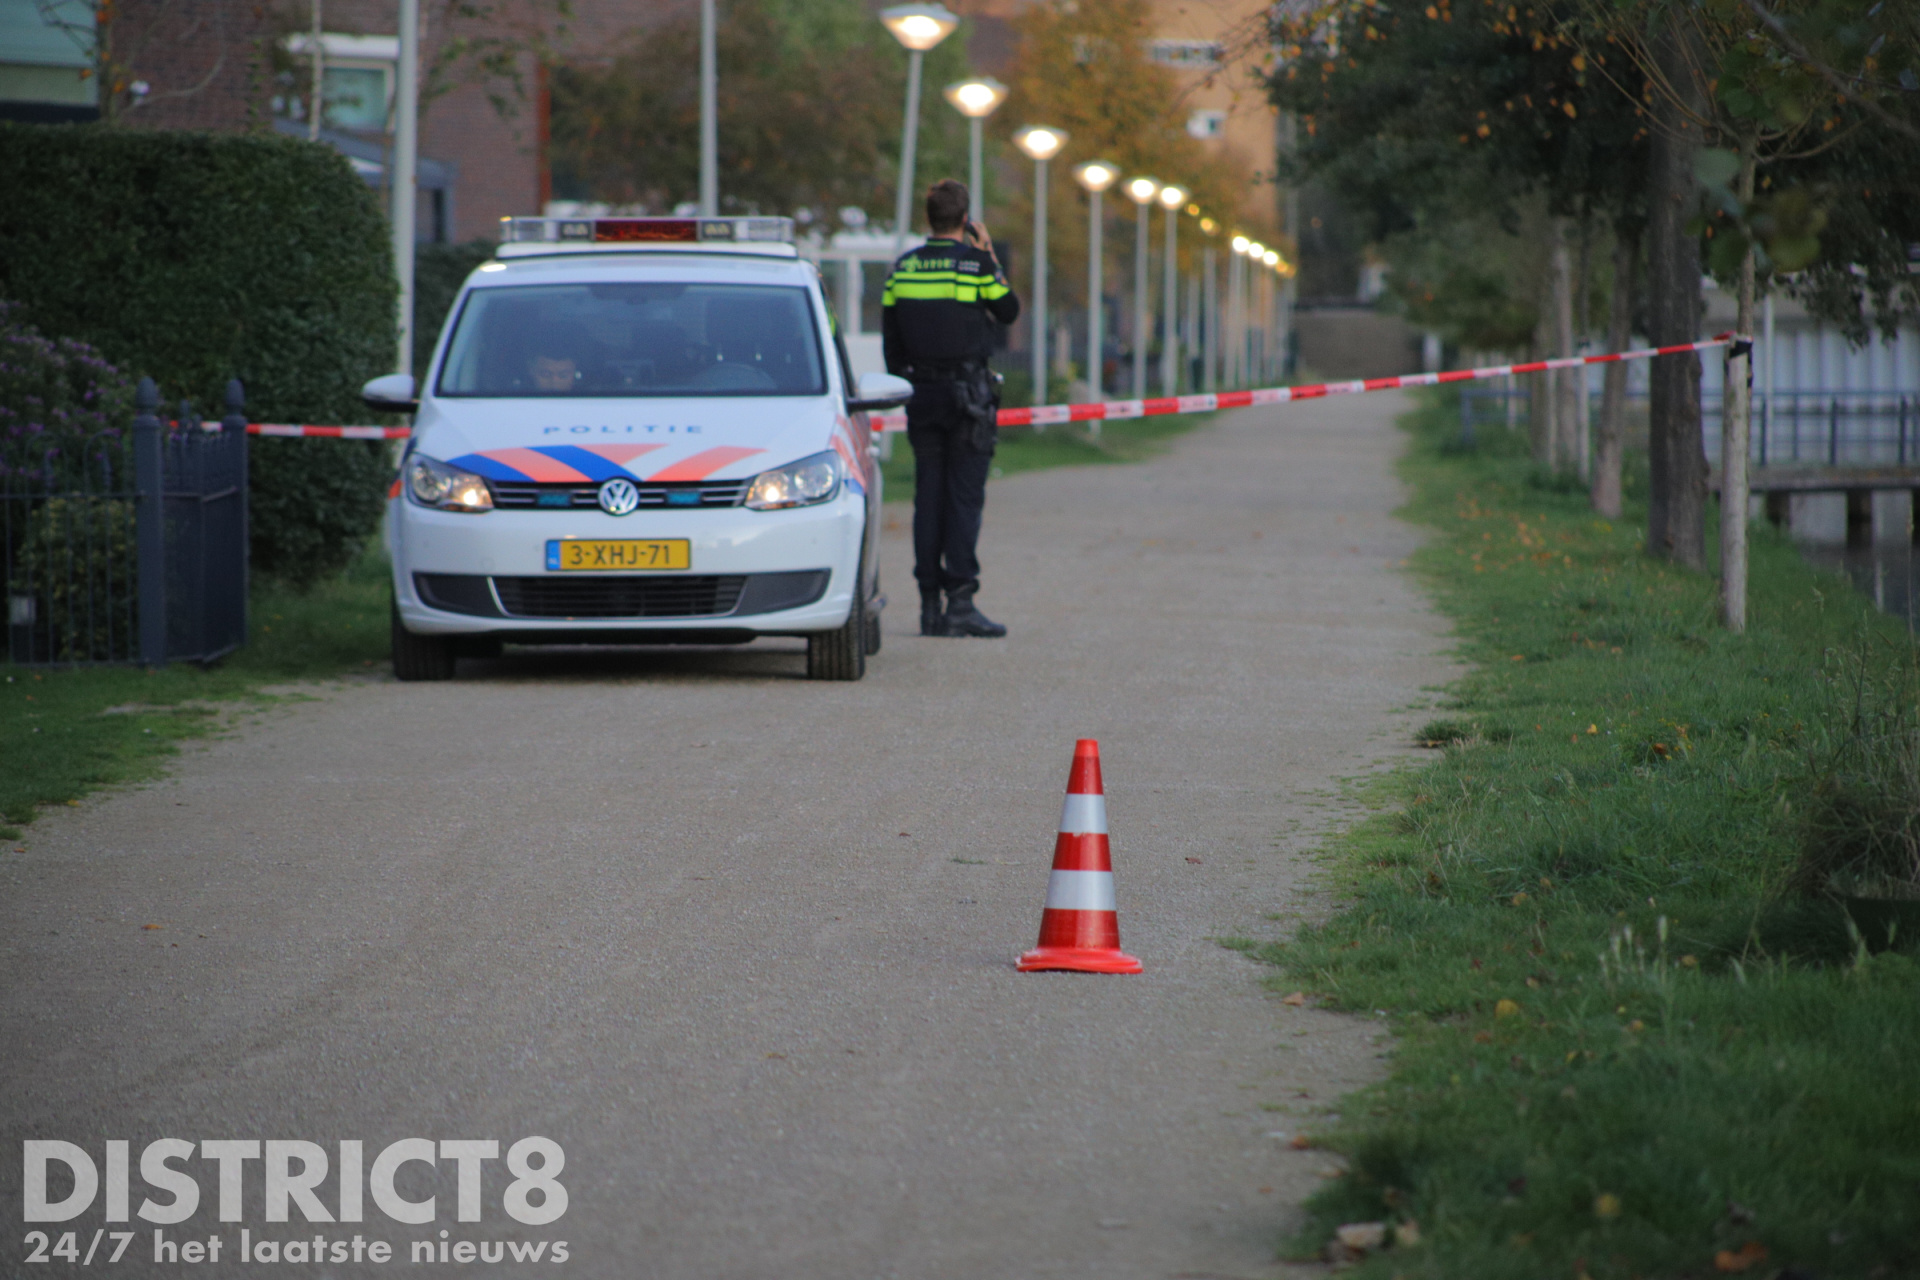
[2, 390, 1451, 1279]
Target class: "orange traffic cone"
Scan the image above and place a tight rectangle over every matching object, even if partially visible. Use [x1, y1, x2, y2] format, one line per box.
[1017, 739, 1143, 974]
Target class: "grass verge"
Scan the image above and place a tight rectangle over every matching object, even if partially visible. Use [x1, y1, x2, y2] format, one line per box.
[2, 546, 390, 839]
[879, 410, 1217, 498]
[1260, 391, 1920, 1278]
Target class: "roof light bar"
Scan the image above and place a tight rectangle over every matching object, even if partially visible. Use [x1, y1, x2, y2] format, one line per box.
[499, 216, 795, 246]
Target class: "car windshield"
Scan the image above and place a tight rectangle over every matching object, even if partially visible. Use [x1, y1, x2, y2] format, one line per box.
[436, 282, 827, 398]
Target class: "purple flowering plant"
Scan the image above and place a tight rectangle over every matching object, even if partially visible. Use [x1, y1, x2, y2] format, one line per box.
[0, 301, 136, 487]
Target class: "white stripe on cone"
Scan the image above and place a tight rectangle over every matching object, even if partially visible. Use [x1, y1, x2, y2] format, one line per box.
[1058, 793, 1107, 834]
[1045, 870, 1117, 912]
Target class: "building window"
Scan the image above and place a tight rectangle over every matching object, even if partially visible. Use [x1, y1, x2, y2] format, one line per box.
[1187, 109, 1227, 139]
[1149, 40, 1223, 68]
[280, 33, 396, 133]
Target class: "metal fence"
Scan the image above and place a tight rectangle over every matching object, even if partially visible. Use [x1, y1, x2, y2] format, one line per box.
[3, 377, 248, 666]
[1457, 383, 1918, 467]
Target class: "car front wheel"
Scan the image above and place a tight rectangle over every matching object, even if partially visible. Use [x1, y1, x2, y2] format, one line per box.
[391, 600, 457, 681]
[806, 590, 867, 681]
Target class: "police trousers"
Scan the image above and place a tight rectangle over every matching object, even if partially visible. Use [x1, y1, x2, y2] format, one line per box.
[905, 380, 993, 600]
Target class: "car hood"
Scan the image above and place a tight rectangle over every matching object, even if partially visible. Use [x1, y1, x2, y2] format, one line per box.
[410, 395, 863, 489]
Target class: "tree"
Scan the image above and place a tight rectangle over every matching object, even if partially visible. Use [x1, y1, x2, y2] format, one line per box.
[995, 0, 1255, 349]
[550, 0, 968, 223]
[1266, 0, 1649, 501]
[1580, 0, 1920, 621]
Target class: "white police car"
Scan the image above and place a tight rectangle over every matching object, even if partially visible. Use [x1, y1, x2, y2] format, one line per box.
[363, 215, 912, 682]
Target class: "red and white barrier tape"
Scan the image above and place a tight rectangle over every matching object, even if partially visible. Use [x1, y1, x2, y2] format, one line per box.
[875, 333, 1737, 433]
[249, 423, 411, 439]
[199, 334, 1736, 439]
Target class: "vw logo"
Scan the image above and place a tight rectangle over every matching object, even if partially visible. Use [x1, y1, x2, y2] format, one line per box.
[597, 477, 640, 516]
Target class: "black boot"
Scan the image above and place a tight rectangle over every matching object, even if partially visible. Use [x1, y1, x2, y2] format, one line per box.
[919, 592, 949, 637]
[944, 590, 1007, 638]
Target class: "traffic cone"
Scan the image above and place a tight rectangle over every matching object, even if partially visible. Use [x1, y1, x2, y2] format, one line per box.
[1017, 739, 1143, 974]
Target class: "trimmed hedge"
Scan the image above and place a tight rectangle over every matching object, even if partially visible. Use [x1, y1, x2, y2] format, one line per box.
[0, 123, 398, 586]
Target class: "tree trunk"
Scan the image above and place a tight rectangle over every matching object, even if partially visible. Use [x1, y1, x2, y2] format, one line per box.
[1721, 151, 1757, 631]
[1574, 224, 1593, 481]
[1530, 310, 1555, 467]
[1645, 18, 1709, 569]
[1592, 225, 1639, 519]
[1551, 221, 1579, 473]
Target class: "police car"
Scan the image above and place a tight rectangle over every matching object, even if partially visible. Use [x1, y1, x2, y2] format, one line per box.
[362, 215, 912, 682]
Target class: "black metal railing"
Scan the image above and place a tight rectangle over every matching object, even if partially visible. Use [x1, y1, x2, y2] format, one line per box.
[3, 376, 248, 666]
[1457, 384, 1919, 468]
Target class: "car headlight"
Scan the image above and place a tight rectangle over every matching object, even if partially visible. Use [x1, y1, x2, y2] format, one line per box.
[406, 454, 493, 512]
[744, 450, 841, 510]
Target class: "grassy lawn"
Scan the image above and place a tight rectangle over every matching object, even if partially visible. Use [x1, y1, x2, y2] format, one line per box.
[1, 546, 390, 840]
[879, 409, 1217, 497]
[1252, 392, 1920, 1278]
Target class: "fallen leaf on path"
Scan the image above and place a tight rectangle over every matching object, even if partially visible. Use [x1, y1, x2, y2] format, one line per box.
[1714, 1242, 1768, 1273]
[1281, 991, 1308, 1006]
[1185, 857, 1202, 864]
[1288, 1135, 1312, 1149]
[1335, 1222, 1386, 1252]
[142, 924, 163, 930]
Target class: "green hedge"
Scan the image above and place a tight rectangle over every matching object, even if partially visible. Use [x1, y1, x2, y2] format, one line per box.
[0, 123, 398, 586]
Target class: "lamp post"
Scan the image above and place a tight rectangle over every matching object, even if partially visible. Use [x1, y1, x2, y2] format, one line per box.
[392, 0, 419, 374]
[1124, 177, 1159, 399]
[699, 0, 717, 215]
[943, 78, 1007, 224]
[1013, 126, 1067, 407]
[881, 4, 960, 251]
[1262, 249, 1282, 383]
[1073, 160, 1119, 409]
[1199, 217, 1218, 392]
[1229, 235, 1250, 387]
[1156, 185, 1186, 396]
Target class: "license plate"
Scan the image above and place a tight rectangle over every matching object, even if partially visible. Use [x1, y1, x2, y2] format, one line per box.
[545, 539, 691, 571]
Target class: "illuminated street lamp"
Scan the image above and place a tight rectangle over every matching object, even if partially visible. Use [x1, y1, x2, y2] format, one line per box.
[1124, 177, 1159, 398]
[943, 77, 1007, 224]
[881, 4, 960, 250]
[1014, 125, 1068, 405]
[1199, 218, 1219, 392]
[1073, 160, 1119, 406]
[1157, 184, 1186, 396]
[1227, 235, 1251, 387]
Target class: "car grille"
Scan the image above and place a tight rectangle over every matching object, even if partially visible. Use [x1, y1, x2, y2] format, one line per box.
[489, 479, 748, 510]
[491, 575, 748, 619]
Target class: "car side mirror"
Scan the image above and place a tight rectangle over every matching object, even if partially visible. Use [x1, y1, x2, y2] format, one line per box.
[362, 373, 419, 414]
[847, 371, 913, 413]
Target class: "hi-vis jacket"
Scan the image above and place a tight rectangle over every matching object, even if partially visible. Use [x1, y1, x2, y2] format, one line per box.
[880, 236, 1021, 378]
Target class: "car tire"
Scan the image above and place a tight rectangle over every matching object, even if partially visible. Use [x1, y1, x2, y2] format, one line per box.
[807, 591, 867, 682]
[391, 600, 457, 681]
[863, 573, 883, 656]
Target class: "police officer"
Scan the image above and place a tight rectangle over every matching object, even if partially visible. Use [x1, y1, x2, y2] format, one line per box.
[882, 179, 1021, 638]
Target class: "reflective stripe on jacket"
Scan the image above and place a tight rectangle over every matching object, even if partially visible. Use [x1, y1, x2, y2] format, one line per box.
[881, 237, 1020, 376]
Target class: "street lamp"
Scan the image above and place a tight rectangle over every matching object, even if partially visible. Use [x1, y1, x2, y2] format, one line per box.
[1199, 219, 1219, 392]
[1014, 125, 1068, 407]
[943, 77, 1007, 224]
[1157, 184, 1186, 397]
[1228, 235, 1250, 387]
[700, 0, 717, 215]
[881, 3, 960, 251]
[1125, 177, 1159, 398]
[1073, 160, 1119, 406]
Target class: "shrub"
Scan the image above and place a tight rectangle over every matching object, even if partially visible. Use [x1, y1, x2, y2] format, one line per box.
[0, 302, 134, 483]
[0, 123, 398, 585]
[413, 241, 498, 374]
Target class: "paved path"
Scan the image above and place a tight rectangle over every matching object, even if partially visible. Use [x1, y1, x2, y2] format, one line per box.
[2, 391, 1449, 1279]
